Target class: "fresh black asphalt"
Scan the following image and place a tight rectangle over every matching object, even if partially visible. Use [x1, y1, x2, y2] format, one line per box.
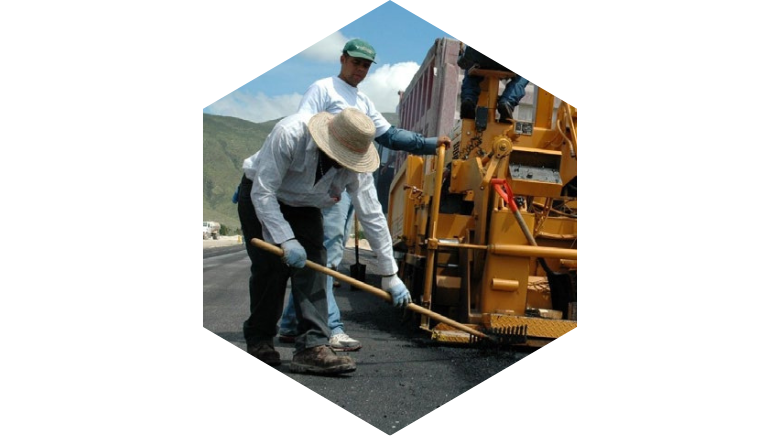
[203, 243, 529, 434]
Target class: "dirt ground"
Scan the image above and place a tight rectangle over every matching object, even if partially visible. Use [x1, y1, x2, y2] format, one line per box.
[202, 235, 244, 249]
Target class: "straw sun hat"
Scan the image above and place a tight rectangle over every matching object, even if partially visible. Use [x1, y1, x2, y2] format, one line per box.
[308, 108, 379, 173]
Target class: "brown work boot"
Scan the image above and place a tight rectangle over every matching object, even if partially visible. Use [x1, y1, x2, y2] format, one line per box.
[290, 345, 356, 375]
[247, 343, 281, 366]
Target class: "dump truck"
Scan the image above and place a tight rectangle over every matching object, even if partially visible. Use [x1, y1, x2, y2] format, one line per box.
[387, 38, 577, 347]
[203, 221, 220, 240]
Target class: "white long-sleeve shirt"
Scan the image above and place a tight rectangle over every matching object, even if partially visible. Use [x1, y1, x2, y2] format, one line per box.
[297, 76, 392, 137]
[242, 112, 398, 275]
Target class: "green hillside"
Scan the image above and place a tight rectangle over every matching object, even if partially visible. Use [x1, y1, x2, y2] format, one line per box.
[202, 114, 278, 230]
[203, 112, 398, 231]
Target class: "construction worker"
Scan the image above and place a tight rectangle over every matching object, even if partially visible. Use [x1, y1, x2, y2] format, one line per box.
[458, 44, 529, 121]
[277, 38, 451, 351]
[238, 108, 411, 374]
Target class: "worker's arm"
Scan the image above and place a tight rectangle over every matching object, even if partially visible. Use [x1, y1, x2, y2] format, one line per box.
[375, 127, 450, 156]
[346, 172, 397, 276]
[347, 172, 410, 307]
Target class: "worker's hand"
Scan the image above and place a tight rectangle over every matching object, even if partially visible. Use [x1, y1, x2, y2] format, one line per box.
[281, 239, 307, 268]
[438, 136, 452, 150]
[382, 274, 411, 308]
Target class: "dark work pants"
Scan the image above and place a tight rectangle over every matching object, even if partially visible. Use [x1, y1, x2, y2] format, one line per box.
[237, 176, 330, 353]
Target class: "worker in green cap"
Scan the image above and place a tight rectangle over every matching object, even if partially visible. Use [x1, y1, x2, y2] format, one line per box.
[339, 38, 377, 87]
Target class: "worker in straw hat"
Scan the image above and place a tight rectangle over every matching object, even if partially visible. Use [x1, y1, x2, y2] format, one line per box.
[237, 107, 411, 375]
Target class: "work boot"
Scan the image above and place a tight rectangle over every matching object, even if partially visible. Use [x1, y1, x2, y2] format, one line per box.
[330, 333, 362, 352]
[247, 343, 281, 366]
[290, 345, 357, 375]
[460, 99, 476, 120]
[497, 101, 513, 122]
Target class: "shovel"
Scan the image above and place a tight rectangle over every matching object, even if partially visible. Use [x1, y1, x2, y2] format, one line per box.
[349, 212, 366, 289]
[251, 238, 490, 341]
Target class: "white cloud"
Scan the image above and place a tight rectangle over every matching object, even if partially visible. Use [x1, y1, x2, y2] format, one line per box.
[205, 61, 420, 122]
[205, 90, 302, 123]
[300, 31, 349, 63]
[360, 61, 420, 113]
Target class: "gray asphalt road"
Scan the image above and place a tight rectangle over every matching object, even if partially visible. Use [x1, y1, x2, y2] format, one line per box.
[203, 243, 528, 434]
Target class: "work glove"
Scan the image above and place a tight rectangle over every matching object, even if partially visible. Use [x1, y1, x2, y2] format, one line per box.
[281, 239, 306, 268]
[382, 274, 411, 308]
[231, 185, 240, 204]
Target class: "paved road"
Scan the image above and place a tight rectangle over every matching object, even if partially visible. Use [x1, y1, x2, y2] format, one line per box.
[203, 243, 528, 434]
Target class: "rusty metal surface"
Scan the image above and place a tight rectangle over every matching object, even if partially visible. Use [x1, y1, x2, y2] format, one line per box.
[430, 312, 576, 344]
[430, 323, 474, 344]
[483, 313, 576, 339]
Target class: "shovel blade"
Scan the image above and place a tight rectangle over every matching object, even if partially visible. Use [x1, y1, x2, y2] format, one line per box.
[350, 264, 366, 289]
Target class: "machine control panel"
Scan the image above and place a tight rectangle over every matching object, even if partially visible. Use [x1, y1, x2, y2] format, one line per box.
[509, 163, 562, 184]
[509, 149, 562, 184]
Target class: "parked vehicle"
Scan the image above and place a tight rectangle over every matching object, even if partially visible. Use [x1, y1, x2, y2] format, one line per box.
[203, 221, 220, 240]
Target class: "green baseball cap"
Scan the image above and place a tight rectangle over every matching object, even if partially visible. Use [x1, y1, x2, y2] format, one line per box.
[343, 38, 376, 63]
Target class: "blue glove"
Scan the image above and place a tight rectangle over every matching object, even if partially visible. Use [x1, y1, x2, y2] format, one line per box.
[281, 239, 306, 268]
[382, 274, 411, 308]
[231, 185, 240, 204]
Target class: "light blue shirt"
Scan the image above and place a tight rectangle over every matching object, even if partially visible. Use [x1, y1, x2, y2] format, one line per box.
[242, 112, 398, 275]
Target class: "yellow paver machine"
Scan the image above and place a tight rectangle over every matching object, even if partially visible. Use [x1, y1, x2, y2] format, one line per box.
[388, 42, 577, 347]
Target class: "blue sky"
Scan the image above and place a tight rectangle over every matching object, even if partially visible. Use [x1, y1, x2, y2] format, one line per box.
[203, 2, 454, 123]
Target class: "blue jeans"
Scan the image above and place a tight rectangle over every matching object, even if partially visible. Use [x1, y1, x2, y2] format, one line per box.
[461, 75, 529, 107]
[279, 191, 352, 336]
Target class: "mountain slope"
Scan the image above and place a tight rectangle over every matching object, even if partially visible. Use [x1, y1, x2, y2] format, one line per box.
[203, 114, 278, 230]
[203, 112, 399, 230]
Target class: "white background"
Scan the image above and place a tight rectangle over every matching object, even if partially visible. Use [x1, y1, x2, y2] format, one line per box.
[2, 0, 779, 437]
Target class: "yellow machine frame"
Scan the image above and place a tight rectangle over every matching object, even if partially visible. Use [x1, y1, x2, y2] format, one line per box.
[388, 69, 578, 346]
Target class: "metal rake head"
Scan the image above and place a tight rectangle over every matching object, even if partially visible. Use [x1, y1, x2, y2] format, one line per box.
[469, 325, 528, 347]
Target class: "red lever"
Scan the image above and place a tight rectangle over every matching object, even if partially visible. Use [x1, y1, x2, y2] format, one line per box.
[491, 178, 518, 213]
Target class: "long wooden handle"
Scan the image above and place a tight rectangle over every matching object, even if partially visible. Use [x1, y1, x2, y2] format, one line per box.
[251, 238, 488, 339]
